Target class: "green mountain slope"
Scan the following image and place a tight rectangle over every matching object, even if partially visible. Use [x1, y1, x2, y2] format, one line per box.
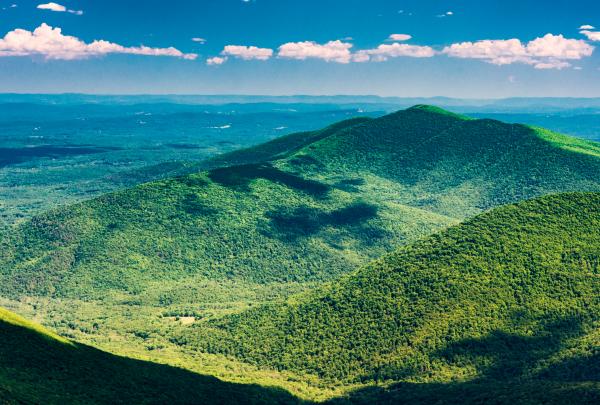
[1, 106, 600, 302]
[0, 307, 302, 404]
[1, 304, 597, 405]
[200, 117, 374, 169]
[188, 193, 600, 388]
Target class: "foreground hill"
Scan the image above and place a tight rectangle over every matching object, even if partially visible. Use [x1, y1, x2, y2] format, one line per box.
[2, 305, 596, 405]
[188, 193, 600, 390]
[0, 307, 301, 404]
[1, 106, 600, 302]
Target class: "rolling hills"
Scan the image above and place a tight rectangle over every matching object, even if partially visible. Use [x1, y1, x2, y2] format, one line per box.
[187, 193, 600, 393]
[0, 307, 302, 404]
[1, 105, 600, 403]
[3, 196, 599, 404]
[1, 105, 600, 304]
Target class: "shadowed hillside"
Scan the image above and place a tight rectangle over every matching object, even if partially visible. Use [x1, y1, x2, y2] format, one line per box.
[0, 307, 302, 404]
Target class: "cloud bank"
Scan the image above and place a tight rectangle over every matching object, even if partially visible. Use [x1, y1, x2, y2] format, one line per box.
[3, 23, 594, 70]
[0, 24, 197, 60]
[207, 32, 592, 69]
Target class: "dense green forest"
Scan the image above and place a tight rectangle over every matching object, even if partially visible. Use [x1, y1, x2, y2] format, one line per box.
[2, 194, 599, 404]
[1, 106, 600, 302]
[1, 106, 599, 403]
[186, 193, 600, 386]
[3, 305, 597, 404]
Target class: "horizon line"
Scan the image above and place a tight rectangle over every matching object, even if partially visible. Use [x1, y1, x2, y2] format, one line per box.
[1, 93, 600, 101]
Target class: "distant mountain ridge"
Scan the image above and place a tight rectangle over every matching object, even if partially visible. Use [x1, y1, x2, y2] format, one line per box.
[4, 94, 600, 110]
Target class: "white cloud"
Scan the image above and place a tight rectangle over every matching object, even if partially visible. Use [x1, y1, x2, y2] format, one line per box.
[443, 38, 528, 64]
[0, 23, 198, 60]
[221, 45, 273, 60]
[278, 40, 353, 63]
[387, 34, 412, 42]
[37, 2, 65, 12]
[442, 34, 593, 69]
[206, 56, 227, 65]
[580, 25, 595, 30]
[527, 34, 593, 59]
[354, 43, 435, 62]
[37, 3, 83, 15]
[437, 11, 454, 18]
[192, 37, 206, 43]
[580, 30, 600, 41]
[533, 60, 571, 69]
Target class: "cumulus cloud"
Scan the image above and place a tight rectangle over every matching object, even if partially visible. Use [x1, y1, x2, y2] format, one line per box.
[206, 56, 227, 65]
[0, 23, 197, 60]
[221, 45, 273, 60]
[278, 40, 353, 63]
[580, 30, 600, 41]
[354, 43, 435, 62]
[580, 25, 595, 30]
[37, 2, 65, 11]
[37, 2, 82, 14]
[442, 34, 593, 69]
[387, 33, 412, 42]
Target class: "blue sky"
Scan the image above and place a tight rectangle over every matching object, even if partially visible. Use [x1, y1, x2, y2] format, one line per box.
[1, 0, 600, 96]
